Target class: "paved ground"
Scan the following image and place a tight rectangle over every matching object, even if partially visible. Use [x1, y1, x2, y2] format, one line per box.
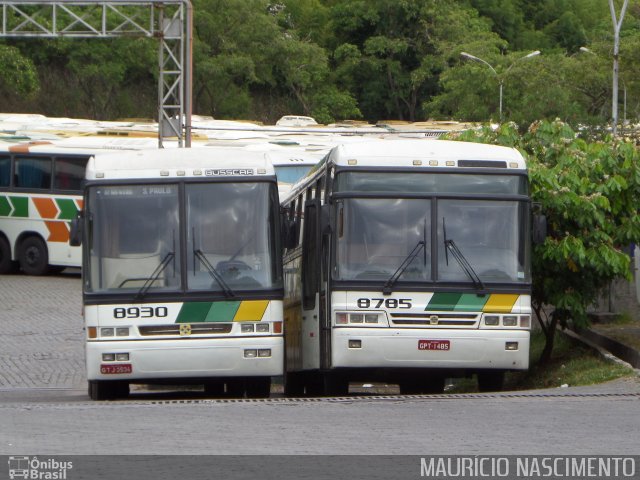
[0, 270, 85, 389]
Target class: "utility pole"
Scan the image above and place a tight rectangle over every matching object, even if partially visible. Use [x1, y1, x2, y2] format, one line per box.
[609, 0, 629, 137]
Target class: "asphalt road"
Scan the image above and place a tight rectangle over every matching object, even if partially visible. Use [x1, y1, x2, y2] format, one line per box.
[0, 271, 639, 460]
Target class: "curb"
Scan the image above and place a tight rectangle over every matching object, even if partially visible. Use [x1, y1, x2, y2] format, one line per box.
[564, 328, 640, 374]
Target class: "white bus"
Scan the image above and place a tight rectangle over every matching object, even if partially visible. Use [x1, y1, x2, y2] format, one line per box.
[0, 137, 159, 275]
[73, 148, 284, 400]
[281, 139, 543, 395]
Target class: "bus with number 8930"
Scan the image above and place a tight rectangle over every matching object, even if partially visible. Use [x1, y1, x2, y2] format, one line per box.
[72, 148, 284, 400]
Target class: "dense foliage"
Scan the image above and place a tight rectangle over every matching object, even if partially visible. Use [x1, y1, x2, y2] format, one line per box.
[2, 0, 640, 126]
[451, 121, 640, 361]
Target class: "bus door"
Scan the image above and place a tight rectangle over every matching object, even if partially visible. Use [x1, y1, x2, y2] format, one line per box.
[301, 200, 322, 370]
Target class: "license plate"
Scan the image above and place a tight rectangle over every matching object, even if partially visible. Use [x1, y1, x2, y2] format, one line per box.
[418, 340, 450, 351]
[100, 364, 132, 374]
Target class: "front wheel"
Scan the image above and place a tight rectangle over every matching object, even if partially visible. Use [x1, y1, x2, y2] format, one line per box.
[245, 377, 271, 398]
[19, 236, 49, 275]
[88, 380, 129, 401]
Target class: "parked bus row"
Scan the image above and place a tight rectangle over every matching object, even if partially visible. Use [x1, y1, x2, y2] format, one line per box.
[0, 113, 456, 276]
[0, 137, 320, 275]
[66, 138, 543, 400]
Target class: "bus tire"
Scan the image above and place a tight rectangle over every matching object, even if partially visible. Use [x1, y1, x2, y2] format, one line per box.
[324, 373, 349, 396]
[245, 377, 271, 398]
[88, 380, 129, 401]
[284, 371, 305, 397]
[0, 236, 18, 274]
[477, 372, 505, 392]
[18, 236, 50, 276]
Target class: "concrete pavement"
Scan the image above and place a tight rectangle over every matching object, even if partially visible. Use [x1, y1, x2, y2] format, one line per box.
[0, 270, 85, 389]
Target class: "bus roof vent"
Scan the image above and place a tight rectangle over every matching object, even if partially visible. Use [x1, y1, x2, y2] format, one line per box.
[458, 160, 507, 168]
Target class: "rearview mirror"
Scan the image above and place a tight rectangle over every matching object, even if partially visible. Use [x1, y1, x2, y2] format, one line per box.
[69, 212, 83, 247]
[533, 214, 547, 245]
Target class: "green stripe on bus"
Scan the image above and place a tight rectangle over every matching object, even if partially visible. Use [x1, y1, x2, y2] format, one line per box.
[176, 302, 212, 323]
[205, 301, 241, 322]
[56, 198, 78, 220]
[426, 292, 490, 311]
[176, 301, 242, 323]
[0, 196, 10, 216]
[426, 292, 462, 311]
[455, 293, 490, 311]
[9, 197, 28, 217]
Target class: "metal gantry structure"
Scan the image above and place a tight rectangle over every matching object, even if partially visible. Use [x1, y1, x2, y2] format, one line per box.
[0, 0, 192, 147]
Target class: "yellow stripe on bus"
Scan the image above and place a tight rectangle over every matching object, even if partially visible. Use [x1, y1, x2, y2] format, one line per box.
[233, 300, 269, 321]
[482, 294, 519, 313]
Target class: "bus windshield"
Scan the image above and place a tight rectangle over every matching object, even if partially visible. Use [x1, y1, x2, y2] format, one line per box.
[334, 197, 530, 285]
[86, 182, 282, 294]
[186, 182, 281, 292]
[335, 198, 432, 282]
[86, 184, 181, 293]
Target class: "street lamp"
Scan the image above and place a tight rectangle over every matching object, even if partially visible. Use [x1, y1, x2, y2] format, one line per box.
[579, 46, 627, 134]
[460, 50, 541, 121]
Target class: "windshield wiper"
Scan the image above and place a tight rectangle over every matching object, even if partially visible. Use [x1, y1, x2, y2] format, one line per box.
[194, 249, 236, 298]
[443, 218, 485, 292]
[134, 251, 175, 301]
[382, 240, 426, 295]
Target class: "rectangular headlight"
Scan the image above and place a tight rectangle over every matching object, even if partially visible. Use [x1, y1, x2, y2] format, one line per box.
[102, 353, 115, 361]
[258, 349, 271, 357]
[256, 323, 270, 333]
[484, 315, 499, 326]
[350, 314, 364, 323]
[241, 323, 255, 333]
[116, 327, 129, 337]
[503, 316, 518, 327]
[100, 328, 114, 337]
[364, 314, 378, 324]
[244, 349, 257, 358]
[115, 353, 129, 361]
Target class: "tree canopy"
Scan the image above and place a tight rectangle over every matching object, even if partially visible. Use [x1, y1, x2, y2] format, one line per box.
[451, 120, 640, 361]
[2, 0, 640, 126]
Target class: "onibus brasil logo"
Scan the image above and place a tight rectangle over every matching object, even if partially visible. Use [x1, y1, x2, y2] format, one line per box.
[8, 456, 73, 479]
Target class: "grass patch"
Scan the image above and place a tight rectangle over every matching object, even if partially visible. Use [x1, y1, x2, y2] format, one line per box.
[447, 330, 634, 393]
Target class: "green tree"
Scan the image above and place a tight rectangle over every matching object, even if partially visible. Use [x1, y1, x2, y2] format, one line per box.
[193, 0, 358, 123]
[0, 45, 39, 102]
[452, 120, 640, 362]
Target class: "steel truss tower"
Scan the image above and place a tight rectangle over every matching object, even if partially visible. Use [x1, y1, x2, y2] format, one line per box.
[0, 0, 192, 147]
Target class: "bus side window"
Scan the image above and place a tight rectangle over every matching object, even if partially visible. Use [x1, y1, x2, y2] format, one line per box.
[295, 194, 303, 245]
[55, 157, 87, 192]
[302, 201, 318, 310]
[15, 156, 51, 190]
[0, 156, 10, 188]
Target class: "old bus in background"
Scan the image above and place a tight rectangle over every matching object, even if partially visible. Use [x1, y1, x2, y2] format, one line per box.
[0, 137, 160, 275]
[73, 148, 284, 400]
[281, 139, 543, 395]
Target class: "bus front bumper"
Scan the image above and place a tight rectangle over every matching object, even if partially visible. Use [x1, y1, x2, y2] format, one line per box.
[331, 328, 530, 371]
[86, 336, 283, 381]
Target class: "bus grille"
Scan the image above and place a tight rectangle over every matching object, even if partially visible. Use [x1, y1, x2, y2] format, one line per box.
[138, 324, 233, 336]
[389, 313, 479, 328]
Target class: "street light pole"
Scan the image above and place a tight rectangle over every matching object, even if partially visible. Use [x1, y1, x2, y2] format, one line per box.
[460, 50, 540, 122]
[609, 0, 629, 137]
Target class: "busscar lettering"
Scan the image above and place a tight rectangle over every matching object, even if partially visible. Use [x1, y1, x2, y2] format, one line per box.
[205, 169, 254, 176]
